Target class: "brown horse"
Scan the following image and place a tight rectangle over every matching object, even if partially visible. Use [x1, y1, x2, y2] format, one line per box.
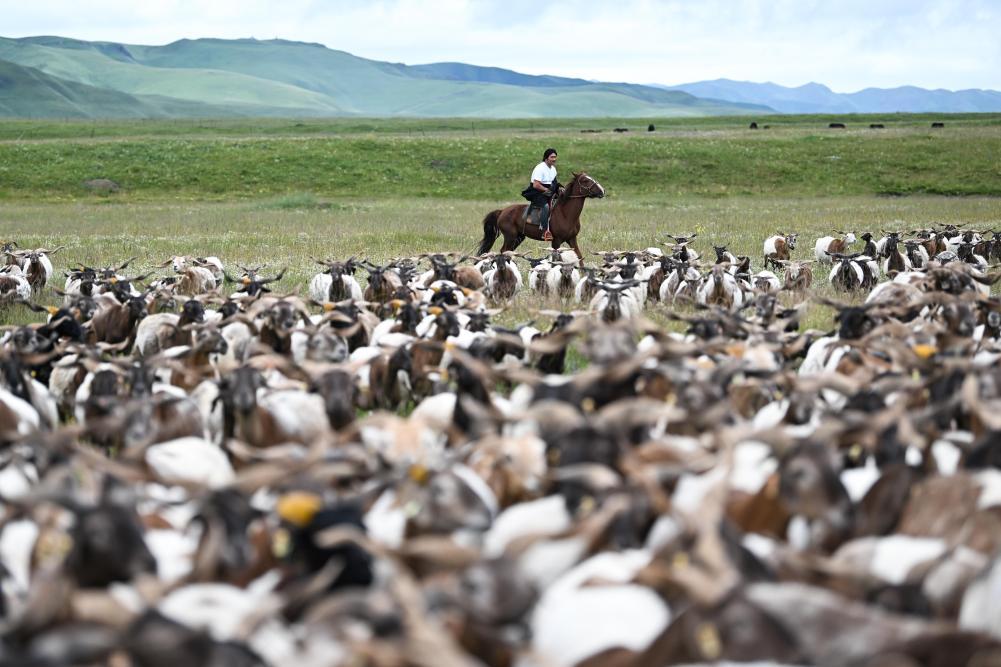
[476, 172, 605, 263]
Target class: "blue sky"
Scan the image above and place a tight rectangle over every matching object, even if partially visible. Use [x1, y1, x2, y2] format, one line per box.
[2, 0, 999, 91]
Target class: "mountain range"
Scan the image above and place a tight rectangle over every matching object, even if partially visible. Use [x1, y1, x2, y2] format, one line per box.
[662, 79, 1001, 114]
[0, 36, 764, 119]
[1, 36, 998, 119]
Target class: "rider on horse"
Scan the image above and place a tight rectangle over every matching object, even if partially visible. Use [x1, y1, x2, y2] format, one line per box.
[522, 148, 561, 241]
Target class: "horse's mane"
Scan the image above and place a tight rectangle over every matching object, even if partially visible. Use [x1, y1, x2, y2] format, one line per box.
[556, 172, 585, 204]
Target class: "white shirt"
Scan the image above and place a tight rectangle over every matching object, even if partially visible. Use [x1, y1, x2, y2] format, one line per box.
[531, 161, 557, 186]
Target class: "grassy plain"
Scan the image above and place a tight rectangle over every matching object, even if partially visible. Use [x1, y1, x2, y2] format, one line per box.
[2, 114, 1001, 333]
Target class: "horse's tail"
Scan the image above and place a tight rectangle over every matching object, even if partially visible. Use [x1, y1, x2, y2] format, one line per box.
[476, 209, 501, 256]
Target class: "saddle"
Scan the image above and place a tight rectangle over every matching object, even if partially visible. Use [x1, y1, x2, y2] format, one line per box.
[522, 204, 543, 228]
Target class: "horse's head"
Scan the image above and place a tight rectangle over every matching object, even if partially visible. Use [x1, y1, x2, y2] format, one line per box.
[568, 172, 605, 199]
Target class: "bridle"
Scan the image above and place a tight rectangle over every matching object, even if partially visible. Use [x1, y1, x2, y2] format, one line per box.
[564, 174, 603, 199]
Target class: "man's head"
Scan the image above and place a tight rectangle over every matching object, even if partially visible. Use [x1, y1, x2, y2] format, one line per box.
[543, 148, 558, 166]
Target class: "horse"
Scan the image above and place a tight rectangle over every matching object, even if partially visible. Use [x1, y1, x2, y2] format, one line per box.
[476, 172, 605, 264]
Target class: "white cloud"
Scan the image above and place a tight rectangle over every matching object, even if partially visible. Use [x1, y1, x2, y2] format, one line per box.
[1, 0, 998, 90]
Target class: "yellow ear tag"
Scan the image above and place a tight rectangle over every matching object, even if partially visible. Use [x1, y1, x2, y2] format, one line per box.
[242, 277, 252, 286]
[110, 277, 118, 284]
[428, 306, 443, 316]
[276, 491, 322, 527]
[409, 464, 431, 485]
[912, 344, 937, 360]
[47, 306, 59, 315]
[323, 302, 335, 312]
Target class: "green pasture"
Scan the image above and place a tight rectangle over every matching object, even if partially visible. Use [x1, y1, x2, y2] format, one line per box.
[1, 115, 1000, 202]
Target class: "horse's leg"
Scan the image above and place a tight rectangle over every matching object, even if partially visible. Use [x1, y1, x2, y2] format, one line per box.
[569, 237, 585, 267]
[502, 233, 524, 252]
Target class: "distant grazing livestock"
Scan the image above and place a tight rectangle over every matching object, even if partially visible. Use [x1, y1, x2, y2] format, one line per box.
[828, 252, 878, 291]
[869, 124, 885, 129]
[778, 260, 814, 291]
[763, 232, 798, 269]
[815, 231, 857, 263]
[749, 122, 759, 129]
[931, 122, 945, 128]
[613, 128, 629, 133]
[829, 122, 846, 129]
[647, 124, 655, 132]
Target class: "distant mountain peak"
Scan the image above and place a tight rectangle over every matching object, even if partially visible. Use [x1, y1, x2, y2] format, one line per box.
[665, 78, 1001, 114]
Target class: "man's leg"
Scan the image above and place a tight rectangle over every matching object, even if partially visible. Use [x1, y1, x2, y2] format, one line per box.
[541, 203, 553, 241]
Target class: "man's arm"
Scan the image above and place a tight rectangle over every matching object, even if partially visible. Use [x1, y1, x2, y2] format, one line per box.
[532, 179, 551, 193]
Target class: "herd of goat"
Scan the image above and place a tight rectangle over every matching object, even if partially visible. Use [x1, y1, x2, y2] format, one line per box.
[1, 222, 1001, 666]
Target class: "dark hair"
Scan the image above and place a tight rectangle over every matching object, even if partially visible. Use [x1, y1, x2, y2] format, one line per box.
[543, 148, 557, 160]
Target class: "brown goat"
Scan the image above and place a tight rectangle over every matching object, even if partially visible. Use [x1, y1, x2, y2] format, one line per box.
[764, 233, 798, 270]
[88, 292, 150, 346]
[781, 261, 814, 291]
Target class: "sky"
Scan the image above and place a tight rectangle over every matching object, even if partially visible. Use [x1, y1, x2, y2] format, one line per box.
[2, 0, 1000, 92]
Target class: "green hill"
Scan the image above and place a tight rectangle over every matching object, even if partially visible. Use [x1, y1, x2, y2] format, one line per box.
[0, 35, 768, 118]
[0, 58, 278, 118]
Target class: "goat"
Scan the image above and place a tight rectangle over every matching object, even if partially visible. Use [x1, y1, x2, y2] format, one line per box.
[421, 253, 486, 291]
[589, 279, 643, 322]
[768, 259, 814, 292]
[664, 234, 700, 263]
[751, 270, 782, 293]
[697, 264, 745, 309]
[226, 266, 285, 300]
[764, 232, 798, 269]
[659, 260, 701, 303]
[88, 290, 151, 346]
[159, 256, 218, 295]
[133, 298, 207, 357]
[902, 240, 930, 269]
[308, 258, 363, 303]
[216, 364, 328, 447]
[526, 256, 553, 295]
[858, 232, 878, 261]
[973, 231, 1001, 264]
[815, 231, 856, 263]
[64, 257, 138, 299]
[483, 253, 523, 301]
[880, 233, 911, 276]
[361, 261, 403, 304]
[713, 245, 739, 266]
[249, 296, 311, 355]
[956, 242, 988, 272]
[828, 252, 878, 291]
[15, 246, 64, 293]
[545, 261, 580, 299]
[0, 266, 30, 304]
[193, 256, 225, 283]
